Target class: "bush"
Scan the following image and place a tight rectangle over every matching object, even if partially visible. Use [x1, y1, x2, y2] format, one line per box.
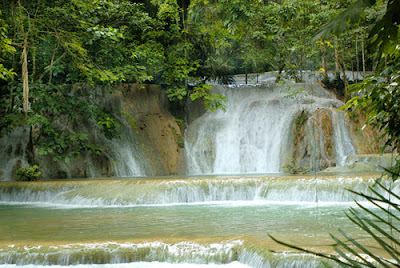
[16, 165, 41, 181]
[321, 76, 345, 97]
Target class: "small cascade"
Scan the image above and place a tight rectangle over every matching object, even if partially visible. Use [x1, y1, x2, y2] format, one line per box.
[1, 241, 374, 267]
[93, 121, 149, 177]
[0, 176, 393, 207]
[184, 85, 301, 174]
[331, 111, 356, 166]
[0, 241, 241, 266]
[0, 126, 30, 181]
[237, 249, 337, 268]
[300, 108, 357, 171]
[185, 83, 355, 175]
[0, 87, 153, 180]
[74, 87, 152, 178]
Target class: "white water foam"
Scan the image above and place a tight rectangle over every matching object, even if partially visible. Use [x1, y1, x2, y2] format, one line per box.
[0, 263, 250, 268]
[184, 84, 354, 175]
[0, 176, 394, 208]
[0, 241, 243, 266]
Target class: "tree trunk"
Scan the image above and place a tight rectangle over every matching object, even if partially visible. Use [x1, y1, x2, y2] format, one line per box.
[355, 35, 359, 81]
[340, 50, 348, 98]
[298, 53, 303, 82]
[21, 37, 29, 119]
[334, 36, 340, 78]
[362, 39, 366, 77]
[9, 89, 14, 113]
[321, 44, 327, 79]
[275, 63, 285, 83]
[48, 44, 58, 84]
[18, 0, 30, 119]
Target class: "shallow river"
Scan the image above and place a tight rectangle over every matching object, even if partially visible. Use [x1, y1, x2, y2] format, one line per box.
[0, 174, 395, 267]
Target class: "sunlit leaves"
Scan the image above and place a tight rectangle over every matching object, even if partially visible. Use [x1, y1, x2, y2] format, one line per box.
[191, 84, 226, 112]
[313, 0, 376, 41]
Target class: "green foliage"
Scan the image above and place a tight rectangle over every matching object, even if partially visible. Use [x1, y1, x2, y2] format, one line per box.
[0, 83, 113, 162]
[273, 1, 400, 265]
[0, 0, 392, 168]
[0, 10, 15, 82]
[37, 130, 102, 163]
[321, 76, 346, 97]
[174, 118, 185, 134]
[191, 84, 227, 112]
[16, 165, 41, 181]
[343, 47, 400, 152]
[170, 126, 185, 148]
[97, 114, 120, 139]
[314, 0, 376, 41]
[295, 110, 309, 132]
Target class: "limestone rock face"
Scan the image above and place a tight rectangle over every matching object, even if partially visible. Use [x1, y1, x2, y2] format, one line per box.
[0, 84, 183, 180]
[117, 84, 183, 176]
[347, 110, 390, 154]
[288, 107, 386, 172]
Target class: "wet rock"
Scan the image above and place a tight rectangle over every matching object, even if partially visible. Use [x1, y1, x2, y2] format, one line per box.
[55, 170, 68, 179]
[10, 160, 23, 181]
[93, 154, 113, 177]
[7, 145, 12, 156]
[15, 143, 23, 155]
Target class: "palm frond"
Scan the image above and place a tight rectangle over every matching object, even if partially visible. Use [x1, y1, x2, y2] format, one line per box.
[270, 179, 400, 267]
[313, 0, 376, 41]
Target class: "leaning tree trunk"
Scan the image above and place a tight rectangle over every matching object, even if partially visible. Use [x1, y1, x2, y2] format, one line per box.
[18, 0, 30, 119]
[21, 37, 29, 119]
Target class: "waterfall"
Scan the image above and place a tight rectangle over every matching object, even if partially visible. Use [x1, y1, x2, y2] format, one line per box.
[0, 87, 152, 180]
[0, 126, 30, 181]
[0, 176, 392, 207]
[92, 120, 149, 177]
[237, 249, 338, 268]
[331, 111, 356, 166]
[0, 241, 242, 266]
[0, 241, 344, 267]
[184, 84, 354, 175]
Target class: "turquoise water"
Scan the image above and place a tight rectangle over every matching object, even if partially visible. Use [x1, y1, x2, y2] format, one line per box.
[0, 176, 395, 267]
[0, 203, 352, 243]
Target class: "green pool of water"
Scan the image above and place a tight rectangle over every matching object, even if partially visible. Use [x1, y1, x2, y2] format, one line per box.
[0, 203, 360, 245]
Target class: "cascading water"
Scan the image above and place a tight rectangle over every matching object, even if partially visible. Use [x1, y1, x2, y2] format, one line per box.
[0, 176, 395, 267]
[0, 88, 152, 180]
[0, 176, 392, 207]
[92, 120, 149, 177]
[0, 82, 384, 268]
[0, 126, 30, 181]
[331, 111, 356, 166]
[184, 83, 356, 175]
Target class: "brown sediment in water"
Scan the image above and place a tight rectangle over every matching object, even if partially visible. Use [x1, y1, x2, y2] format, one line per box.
[0, 173, 383, 186]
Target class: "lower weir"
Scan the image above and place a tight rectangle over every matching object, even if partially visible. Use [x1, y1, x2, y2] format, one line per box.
[0, 174, 395, 267]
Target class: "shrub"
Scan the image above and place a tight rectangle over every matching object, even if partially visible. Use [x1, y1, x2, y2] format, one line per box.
[16, 165, 41, 181]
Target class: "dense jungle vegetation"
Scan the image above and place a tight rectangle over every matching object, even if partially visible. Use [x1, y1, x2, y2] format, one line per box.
[0, 0, 398, 163]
